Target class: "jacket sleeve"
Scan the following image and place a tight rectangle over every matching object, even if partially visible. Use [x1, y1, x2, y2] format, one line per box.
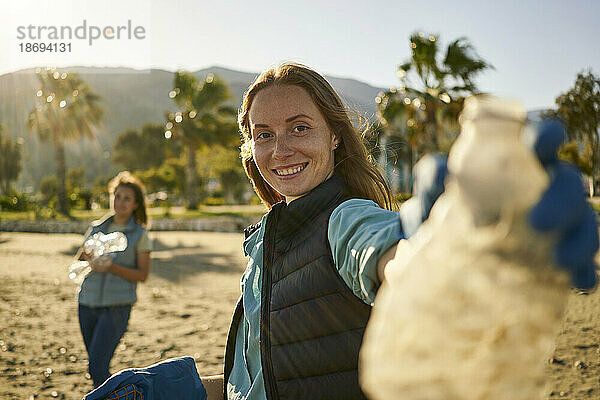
[328, 199, 404, 305]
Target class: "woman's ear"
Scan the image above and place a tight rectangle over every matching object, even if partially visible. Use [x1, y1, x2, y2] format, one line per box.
[332, 136, 340, 150]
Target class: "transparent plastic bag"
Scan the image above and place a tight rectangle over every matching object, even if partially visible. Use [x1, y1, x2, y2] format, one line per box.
[360, 96, 570, 400]
[69, 232, 127, 283]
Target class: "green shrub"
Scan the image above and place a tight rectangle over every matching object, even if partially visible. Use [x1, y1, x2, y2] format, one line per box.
[33, 205, 57, 220]
[249, 194, 263, 205]
[203, 196, 225, 206]
[68, 188, 93, 210]
[39, 175, 57, 206]
[0, 190, 31, 211]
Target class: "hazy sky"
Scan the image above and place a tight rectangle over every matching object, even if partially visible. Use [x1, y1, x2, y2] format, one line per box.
[2, 0, 599, 109]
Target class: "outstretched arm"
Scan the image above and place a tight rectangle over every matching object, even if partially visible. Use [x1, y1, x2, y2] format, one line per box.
[376, 243, 399, 283]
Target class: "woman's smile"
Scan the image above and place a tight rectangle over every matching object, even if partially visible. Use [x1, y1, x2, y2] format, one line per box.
[273, 162, 309, 178]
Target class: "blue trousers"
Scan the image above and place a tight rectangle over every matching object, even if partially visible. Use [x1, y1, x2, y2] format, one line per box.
[78, 304, 132, 388]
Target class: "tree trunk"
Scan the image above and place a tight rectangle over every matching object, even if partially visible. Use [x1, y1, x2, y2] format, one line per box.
[407, 145, 414, 193]
[185, 141, 199, 210]
[426, 105, 439, 153]
[55, 141, 69, 215]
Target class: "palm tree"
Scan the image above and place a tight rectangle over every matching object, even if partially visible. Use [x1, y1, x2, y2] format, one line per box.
[0, 124, 23, 195]
[28, 69, 103, 215]
[378, 33, 492, 160]
[547, 71, 600, 196]
[375, 88, 417, 192]
[166, 72, 237, 209]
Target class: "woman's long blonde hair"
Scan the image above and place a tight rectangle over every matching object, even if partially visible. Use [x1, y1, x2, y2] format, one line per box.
[238, 63, 393, 210]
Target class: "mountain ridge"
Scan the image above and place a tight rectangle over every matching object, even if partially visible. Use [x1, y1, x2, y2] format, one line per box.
[0, 65, 385, 189]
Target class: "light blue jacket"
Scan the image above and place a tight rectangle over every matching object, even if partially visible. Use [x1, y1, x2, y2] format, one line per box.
[78, 214, 145, 307]
[227, 199, 403, 400]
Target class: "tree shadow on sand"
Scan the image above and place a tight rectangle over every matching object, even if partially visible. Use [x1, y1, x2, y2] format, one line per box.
[62, 238, 244, 282]
[151, 238, 244, 282]
[0, 233, 11, 244]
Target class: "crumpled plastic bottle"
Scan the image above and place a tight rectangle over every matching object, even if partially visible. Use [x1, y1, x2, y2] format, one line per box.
[360, 96, 570, 400]
[69, 232, 128, 283]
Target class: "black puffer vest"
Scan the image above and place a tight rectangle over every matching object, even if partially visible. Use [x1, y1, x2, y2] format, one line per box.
[224, 175, 372, 400]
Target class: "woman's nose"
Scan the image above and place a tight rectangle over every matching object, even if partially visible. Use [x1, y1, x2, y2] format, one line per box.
[272, 135, 294, 159]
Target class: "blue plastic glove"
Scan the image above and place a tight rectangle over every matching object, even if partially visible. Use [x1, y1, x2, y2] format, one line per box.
[400, 119, 598, 290]
[399, 153, 448, 238]
[527, 119, 599, 290]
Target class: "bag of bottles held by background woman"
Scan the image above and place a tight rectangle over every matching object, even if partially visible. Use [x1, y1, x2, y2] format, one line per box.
[69, 232, 127, 283]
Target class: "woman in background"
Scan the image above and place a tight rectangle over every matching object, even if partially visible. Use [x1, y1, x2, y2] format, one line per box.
[76, 171, 152, 388]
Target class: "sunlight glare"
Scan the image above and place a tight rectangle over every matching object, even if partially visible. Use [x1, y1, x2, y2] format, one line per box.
[439, 93, 451, 103]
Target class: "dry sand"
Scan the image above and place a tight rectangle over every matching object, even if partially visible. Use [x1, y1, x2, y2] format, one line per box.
[0, 231, 598, 399]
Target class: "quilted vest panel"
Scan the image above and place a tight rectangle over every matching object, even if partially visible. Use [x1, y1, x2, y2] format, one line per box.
[224, 175, 371, 400]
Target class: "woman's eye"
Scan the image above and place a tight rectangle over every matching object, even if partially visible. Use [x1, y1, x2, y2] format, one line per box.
[293, 125, 309, 134]
[256, 132, 273, 140]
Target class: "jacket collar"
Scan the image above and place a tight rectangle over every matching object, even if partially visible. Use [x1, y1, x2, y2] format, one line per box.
[272, 174, 346, 239]
[94, 214, 138, 233]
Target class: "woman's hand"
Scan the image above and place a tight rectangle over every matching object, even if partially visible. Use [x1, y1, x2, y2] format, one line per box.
[78, 250, 92, 262]
[527, 119, 598, 290]
[398, 154, 448, 238]
[90, 255, 113, 273]
[383, 119, 599, 290]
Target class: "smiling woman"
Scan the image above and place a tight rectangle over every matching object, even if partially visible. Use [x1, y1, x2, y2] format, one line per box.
[205, 63, 402, 400]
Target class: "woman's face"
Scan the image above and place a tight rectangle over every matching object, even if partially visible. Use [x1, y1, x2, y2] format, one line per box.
[112, 185, 138, 220]
[249, 84, 338, 203]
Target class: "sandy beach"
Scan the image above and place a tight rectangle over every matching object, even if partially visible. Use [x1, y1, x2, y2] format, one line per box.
[1, 231, 598, 399]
